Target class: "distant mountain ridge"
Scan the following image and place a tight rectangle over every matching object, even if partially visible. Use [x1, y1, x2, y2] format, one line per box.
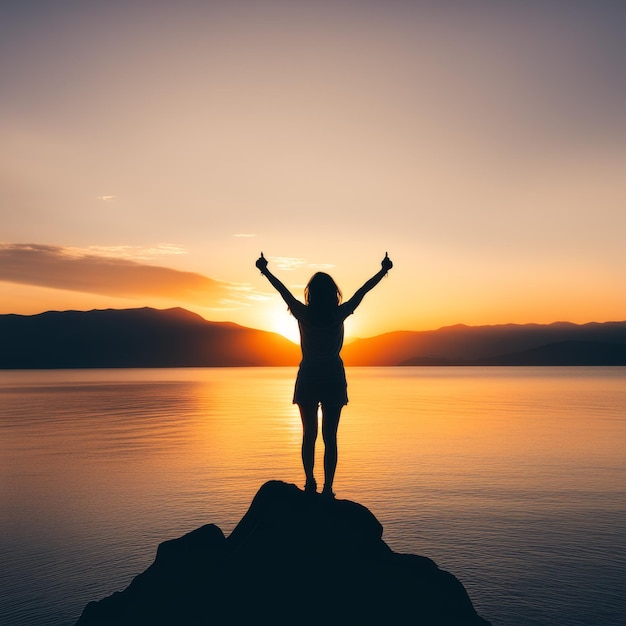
[0, 307, 300, 368]
[1, 307, 626, 368]
[341, 321, 626, 366]
[399, 340, 626, 366]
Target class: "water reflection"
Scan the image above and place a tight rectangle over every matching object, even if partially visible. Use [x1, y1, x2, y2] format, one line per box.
[0, 367, 625, 626]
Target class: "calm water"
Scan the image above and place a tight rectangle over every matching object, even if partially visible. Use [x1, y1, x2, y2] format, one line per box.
[1, 367, 625, 626]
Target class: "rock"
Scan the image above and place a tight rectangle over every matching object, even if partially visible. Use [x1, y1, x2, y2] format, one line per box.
[76, 481, 491, 625]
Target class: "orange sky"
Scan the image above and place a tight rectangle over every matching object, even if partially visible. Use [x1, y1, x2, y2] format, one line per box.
[1, 2, 625, 341]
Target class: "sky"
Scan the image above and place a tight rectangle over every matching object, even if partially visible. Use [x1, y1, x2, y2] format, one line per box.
[1, 0, 625, 341]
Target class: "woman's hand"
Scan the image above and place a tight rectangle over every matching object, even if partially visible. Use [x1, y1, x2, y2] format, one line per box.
[255, 252, 268, 273]
[381, 252, 393, 272]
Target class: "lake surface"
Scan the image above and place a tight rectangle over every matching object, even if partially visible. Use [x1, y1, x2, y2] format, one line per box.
[1, 367, 625, 625]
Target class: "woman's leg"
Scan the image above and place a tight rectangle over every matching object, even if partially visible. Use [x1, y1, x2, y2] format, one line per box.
[321, 404, 343, 495]
[298, 403, 319, 490]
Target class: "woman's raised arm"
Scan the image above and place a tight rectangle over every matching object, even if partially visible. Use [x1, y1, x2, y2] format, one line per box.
[255, 253, 300, 310]
[343, 253, 393, 313]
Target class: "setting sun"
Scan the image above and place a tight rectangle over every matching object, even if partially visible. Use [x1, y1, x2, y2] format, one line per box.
[270, 306, 300, 344]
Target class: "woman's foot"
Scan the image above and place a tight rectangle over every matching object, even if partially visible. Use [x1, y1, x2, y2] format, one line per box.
[304, 478, 317, 494]
[321, 485, 335, 499]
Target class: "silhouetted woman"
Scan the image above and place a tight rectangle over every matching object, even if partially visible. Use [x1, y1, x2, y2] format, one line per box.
[256, 252, 393, 497]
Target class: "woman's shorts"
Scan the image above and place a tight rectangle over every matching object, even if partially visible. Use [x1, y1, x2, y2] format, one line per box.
[292, 367, 348, 406]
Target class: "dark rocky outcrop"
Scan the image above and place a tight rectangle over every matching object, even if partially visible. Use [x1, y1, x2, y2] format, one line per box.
[76, 481, 491, 625]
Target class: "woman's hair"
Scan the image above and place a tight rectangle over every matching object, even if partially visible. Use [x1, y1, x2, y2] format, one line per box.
[304, 272, 342, 310]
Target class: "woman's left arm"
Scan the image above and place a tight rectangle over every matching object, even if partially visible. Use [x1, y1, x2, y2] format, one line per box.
[343, 253, 393, 313]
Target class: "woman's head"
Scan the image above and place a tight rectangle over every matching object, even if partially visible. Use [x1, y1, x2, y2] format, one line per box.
[304, 272, 342, 309]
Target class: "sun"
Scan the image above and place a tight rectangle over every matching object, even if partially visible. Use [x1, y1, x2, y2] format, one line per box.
[271, 310, 300, 344]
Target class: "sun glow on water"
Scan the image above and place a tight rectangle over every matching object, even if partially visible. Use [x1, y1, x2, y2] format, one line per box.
[1, 367, 625, 626]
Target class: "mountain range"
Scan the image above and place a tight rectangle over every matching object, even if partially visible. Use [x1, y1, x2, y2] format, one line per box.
[0, 307, 299, 368]
[2, 307, 626, 368]
[341, 321, 626, 366]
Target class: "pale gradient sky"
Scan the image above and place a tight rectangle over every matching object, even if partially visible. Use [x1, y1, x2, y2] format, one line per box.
[1, 1, 625, 341]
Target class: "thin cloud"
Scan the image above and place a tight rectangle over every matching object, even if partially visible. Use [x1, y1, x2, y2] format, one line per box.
[78, 244, 188, 261]
[270, 256, 335, 271]
[271, 257, 307, 271]
[96, 195, 117, 201]
[0, 243, 234, 305]
[228, 283, 273, 303]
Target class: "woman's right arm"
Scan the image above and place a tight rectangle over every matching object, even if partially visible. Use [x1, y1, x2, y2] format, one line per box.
[255, 253, 300, 310]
